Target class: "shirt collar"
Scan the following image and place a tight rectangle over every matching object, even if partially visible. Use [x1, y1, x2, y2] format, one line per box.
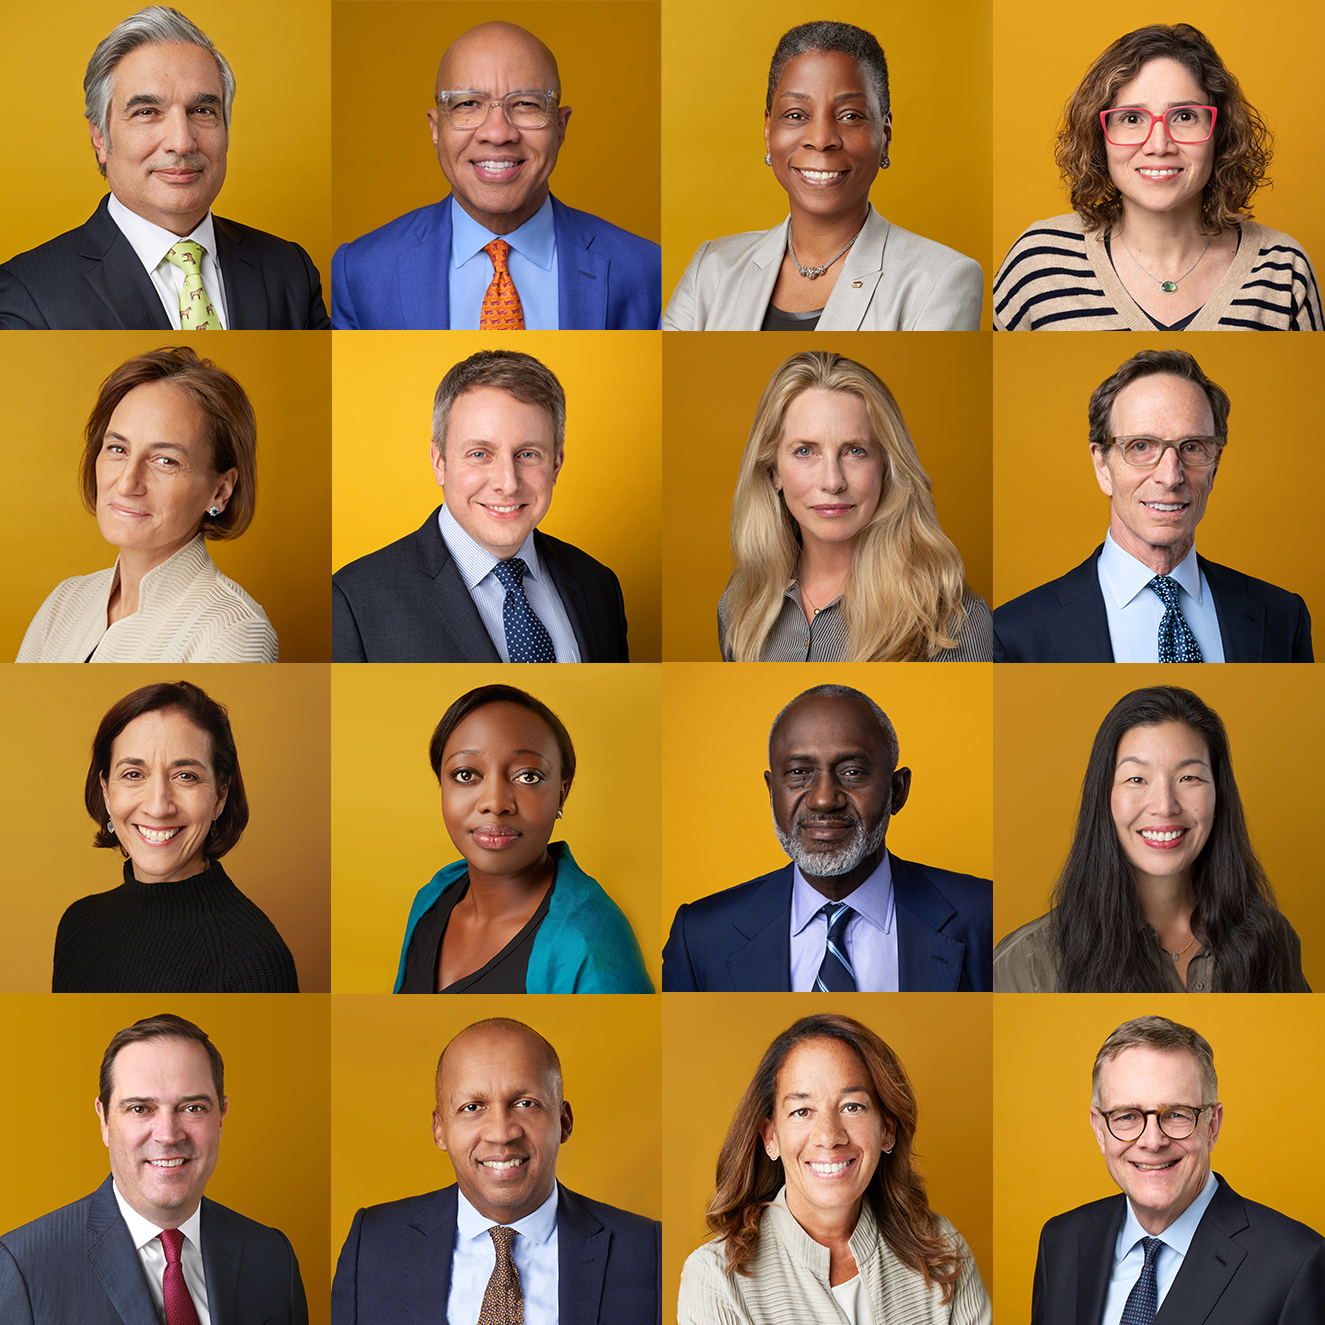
[790, 851, 894, 937]
[1116, 1170, 1219, 1261]
[450, 194, 556, 271]
[438, 503, 543, 591]
[1099, 529, 1204, 609]
[111, 1178, 204, 1254]
[456, 1183, 559, 1246]
[107, 193, 219, 275]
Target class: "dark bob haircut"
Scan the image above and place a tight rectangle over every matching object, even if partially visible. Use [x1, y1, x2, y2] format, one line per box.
[1087, 349, 1232, 448]
[99, 1012, 225, 1114]
[767, 21, 889, 118]
[428, 685, 576, 790]
[86, 681, 249, 858]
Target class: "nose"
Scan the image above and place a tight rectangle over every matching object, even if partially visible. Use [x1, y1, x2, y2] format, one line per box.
[805, 770, 846, 813]
[481, 1103, 521, 1142]
[150, 1107, 187, 1146]
[1143, 115, 1175, 151]
[478, 777, 517, 817]
[475, 100, 520, 143]
[818, 452, 847, 493]
[1132, 1112, 1170, 1151]
[115, 455, 148, 495]
[142, 771, 177, 820]
[801, 111, 843, 153]
[160, 104, 199, 156]
[809, 1108, 847, 1148]
[1152, 444, 1186, 485]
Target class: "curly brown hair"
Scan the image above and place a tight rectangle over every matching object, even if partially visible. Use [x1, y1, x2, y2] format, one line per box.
[1055, 24, 1271, 235]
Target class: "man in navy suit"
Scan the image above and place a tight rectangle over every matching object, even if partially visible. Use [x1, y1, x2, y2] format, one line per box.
[662, 684, 993, 992]
[331, 21, 660, 330]
[0, 8, 328, 330]
[994, 349, 1311, 662]
[0, 1013, 307, 1325]
[1032, 1015, 1325, 1325]
[332, 1018, 660, 1325]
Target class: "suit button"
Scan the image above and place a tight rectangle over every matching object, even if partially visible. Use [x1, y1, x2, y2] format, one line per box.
[1194, 983, 1204, 990]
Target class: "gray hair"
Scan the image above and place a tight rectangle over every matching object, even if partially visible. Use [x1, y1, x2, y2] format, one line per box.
[431, 350, 567, 457]
[1088, 349, 1231, 447]
[1091, 1015, 1218, 1106]
[768, 684, 898, 766]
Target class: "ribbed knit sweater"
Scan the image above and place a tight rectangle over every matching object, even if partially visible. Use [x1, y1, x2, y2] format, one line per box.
[52, 859, 299, 992]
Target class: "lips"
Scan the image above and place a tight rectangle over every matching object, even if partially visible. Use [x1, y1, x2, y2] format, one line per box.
[472, 826, 520, 850]
[135, 825, 183, 845]
[1129, 1158, 1180, 1171]
[806, 1157, 855, 1176]
[146, 1155, 190, 1170]
[793, 167, 847, 183]
[809, 504, 855, 517]
[479, 502, 528, 518]
[470, 159, 523, 181]
[795, 816, 857, 843]
[479, 1155, 527, 1170]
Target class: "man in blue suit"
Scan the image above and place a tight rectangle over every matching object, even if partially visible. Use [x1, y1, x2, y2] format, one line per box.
[662, 684, 993, 992]
[332, 1018, 660, 1325]
[332, 21, 660, 330]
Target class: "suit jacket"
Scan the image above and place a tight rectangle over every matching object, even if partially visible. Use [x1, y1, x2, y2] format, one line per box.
[993, 547, 1314, 662]
[661, 853, 993, 992]
[331, 1182, 661, 1325]
[0, 196, 330, 330]
[0, 1176, 308, 1325]
[330, 194, 662, 330]
[332, 507, 629, 662]
[1031, 1173, 1325, 1325]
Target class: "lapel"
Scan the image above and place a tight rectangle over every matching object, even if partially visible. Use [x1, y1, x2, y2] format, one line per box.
[536, 531, 594, 659]
[891, 856, 965, 992]
[415, 509, 502, 662]
[199, 1198, 242, 1325]
[1154, 1176, 1249, 1325]
[85, 1177, 160, 1325]
[214, 216, 268, 329]
[819, 207, 887, 331]
[557, 1185, 609, 1325]
[712, 223, 785, 330]
[1075, 1196, 1124, 1325]
[79, 198, 171, 331]
[401, 199, 454, 330]
[1039, 549, 1115, 662]
[552, 198, 608, 330]
[411, 1187, 457, 1324]
[1200, 558, 1264, 662]
[725, 869, 793, 991]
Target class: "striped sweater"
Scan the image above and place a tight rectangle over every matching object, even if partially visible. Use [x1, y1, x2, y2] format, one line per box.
[993, 214, 1322, 330]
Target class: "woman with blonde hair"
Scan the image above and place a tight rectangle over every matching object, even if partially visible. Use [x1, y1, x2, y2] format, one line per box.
[719, 351, 989, 662]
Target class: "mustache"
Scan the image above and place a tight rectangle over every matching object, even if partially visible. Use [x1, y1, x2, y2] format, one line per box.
[147, 154, 210, 170]
[793, 813, 859, 831]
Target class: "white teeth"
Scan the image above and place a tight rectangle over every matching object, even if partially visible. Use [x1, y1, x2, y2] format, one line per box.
[1144, 503, 1185, 511]
[1133, 1161, 1177, 1169]
[484, 504, 522, 513]
[136, 826, 182, 844]
[150, 1158, 186, 1167]
[482, 1158, 525, 1170]
[475, 161, 518, 172]
[1138, 169, 1180, 177]
[1142, 829, 1186, 842]
[808, 1160, 850, 1174]
[797, 169, 844, 180]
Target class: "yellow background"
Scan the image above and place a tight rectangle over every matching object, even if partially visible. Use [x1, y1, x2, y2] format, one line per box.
[331, 664, 661, 992]
[995, 994, 1325, 1322]
[661, 332, 992, 660]
[0, 332, 331, 662]
[663, 993, 993, 1322]
[331, 1, 661, 251]
[0, 665, 330, 992]
[331, 330, 662, 661]
[0, 993, 331, 1325]
[0, 0, 331, 282]
[662, 0, 992, 323]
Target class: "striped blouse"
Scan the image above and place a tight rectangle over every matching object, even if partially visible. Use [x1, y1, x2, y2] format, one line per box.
[993, 214, 1322, 331]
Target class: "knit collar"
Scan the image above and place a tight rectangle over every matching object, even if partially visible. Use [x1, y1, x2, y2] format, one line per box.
[764, 1185, 881, 1283]
[118, 855, 233, 899]
[107, 533, 216, 615]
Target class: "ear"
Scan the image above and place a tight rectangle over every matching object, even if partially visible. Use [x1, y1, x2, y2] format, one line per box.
[764, 768, 774, 799]
[90, 121, 110, 167]
[209, 467, 237, 513]
[1090, 444, 1116, 498]
[558, 782, 570, 814]
[1089, 1106, 1109, 1155]
[551, 445, 564, 483]
[219, 1096, 228, 1126]
[430, 436, 447, 489]
[1206, 1102, 1222, 1149]
[890, 766, 912, 815]
[881, 112, 893, 161]
[432, 1109, 448, 1153]
[427, 107, 441, 151]
[559, 1099, 574, 1143]
[212, 780, 229, 823]
[100, 773, 110, 807]
[555, 104, 572, 145]
[879, 1112, 897, 1153]
[96, 1096, 110, 1146]
[763, 111, 772, 157]
[759, 1117, 778, 1159]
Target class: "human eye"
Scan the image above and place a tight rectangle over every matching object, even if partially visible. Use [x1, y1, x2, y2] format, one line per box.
[1111, 1108, 1141, 1126]
[789, 1106, 812, 1118]
[450, 767, 479, 784]
[513, 1097, 541, 1110]
[464, 448, 490, 463]
[841, 1100, 867, 1113]
[458, 1101, 484, 1114]
[513, 769, 546, 785]
[516, 448, 543, 462]
[191, 104, 219, 117]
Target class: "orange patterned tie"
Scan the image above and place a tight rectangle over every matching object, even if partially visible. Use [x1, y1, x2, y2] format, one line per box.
[477, 1225, 524, 1325]
[479, 239, 525, 330]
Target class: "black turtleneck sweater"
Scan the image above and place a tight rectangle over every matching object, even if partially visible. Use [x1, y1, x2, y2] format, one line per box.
[52, 859, 300, 993]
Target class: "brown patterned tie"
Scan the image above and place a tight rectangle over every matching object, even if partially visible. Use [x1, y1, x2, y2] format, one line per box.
[479, 239, 525, 329]
[477, 1225, 524, 1324]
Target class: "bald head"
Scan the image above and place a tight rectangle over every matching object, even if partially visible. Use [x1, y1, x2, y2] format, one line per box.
[435, 1018, 563, 1109]
[437, 22, 561, 98]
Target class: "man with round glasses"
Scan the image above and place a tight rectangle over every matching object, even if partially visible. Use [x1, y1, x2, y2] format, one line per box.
[994, 348, 1313, 662]
[1031, 1015, 1325, 1325]
[331, 20, 661, 330]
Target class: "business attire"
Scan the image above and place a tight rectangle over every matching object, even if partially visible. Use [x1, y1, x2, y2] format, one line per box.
[0, 1175, 308, 1325]
[662, 852, 993, 992]
[1031, 1173, 1325, 1325]
[331, 1181, 661, 1325]
[0, 196, 330, 330]
[331, 194, 661, 330]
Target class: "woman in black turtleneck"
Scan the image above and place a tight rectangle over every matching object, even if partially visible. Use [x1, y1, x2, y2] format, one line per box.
[52, 680, 298, 993]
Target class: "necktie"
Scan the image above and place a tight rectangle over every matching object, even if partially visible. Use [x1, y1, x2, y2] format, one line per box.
[479, 238, 525, 329]
[1148, 575, 1203, 663]
[814, 902, 857, 992]
[1119, 1236, 1163, 1325]
[159, 1228, 202, 1325]
[478, 1225, 524, 1325]
[164, 240, 219, 330]
[493, 557, 556, 663]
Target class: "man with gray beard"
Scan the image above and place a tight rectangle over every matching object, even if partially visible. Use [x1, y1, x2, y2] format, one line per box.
[661, 684, 993, 991]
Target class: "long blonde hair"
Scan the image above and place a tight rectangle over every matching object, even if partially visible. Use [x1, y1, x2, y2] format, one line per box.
[723, 352, 968, 662]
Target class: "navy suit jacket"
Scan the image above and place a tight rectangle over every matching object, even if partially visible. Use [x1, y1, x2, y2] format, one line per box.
[331, 1182, 660, 1325]
[331, 194, 661, 330]
[0, 1176, 308, 1325]
[993, 547, 1314, 662]
[1031, 1174, 1325, 1325]
[0, 196, 330, 330]
[332, 507, 629, 662]
[661, 853, 993, 992]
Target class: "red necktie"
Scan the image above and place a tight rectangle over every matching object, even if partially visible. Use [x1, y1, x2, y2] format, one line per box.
[479, 239, 525, 329]
[159, 1228, 202, 1325]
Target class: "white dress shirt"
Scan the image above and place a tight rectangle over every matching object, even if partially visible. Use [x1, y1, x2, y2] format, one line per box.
[111, 1181, 212, 1325]
[789, 853, 899, 992]
[448, 1186, 559, 1325]
[449, 195, 559, 330]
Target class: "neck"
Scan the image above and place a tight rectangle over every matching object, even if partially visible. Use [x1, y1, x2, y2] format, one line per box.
[787, 203, 869, 265]
[784, 1188, 862, 1254]
[802, 846, 885, 902]
[797, 538, 854, 592]
[1111, 525, 1194, 577]
[110, 535, 198, 619]
[464, 849, 556, 913]
[455, 188, 548, 237]
[1115, 202, 1216, 264]
[1135, 870, 1197, 931]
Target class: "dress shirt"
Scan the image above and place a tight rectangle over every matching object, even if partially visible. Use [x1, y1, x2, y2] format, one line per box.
[111, 1180, 212, 1325]
[448, 1186, 559, 1325]
[107, 195, 229, 330]
[438, 504, 581, 662]
[1097, 531, 1225, 663]
[1101, 1172, 1219, 1325]
[789, 855, 899, 992]
[449, 195, 559, 329]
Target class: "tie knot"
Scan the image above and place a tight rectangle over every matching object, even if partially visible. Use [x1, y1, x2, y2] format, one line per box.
[165, 240, 205, 271]
[1147, 574, 1181, 604]
[160, 1227, 186, 1264]
[821, 901, 853, 935]
[1140, 1236, 1163, 1264]
[494, 557, 528, 590]
[488, 1224, 516, 1255]
[484, 238, 512, 273]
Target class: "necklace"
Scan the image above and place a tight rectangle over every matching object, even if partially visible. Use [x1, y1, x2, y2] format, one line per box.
[788, 218, 867, 279]
[1117, 233, 1211, 293]
[1167, 933, 1198, 962]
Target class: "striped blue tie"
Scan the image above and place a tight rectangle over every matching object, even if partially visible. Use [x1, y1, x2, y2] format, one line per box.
[1119, 1237, 1163, 1325]
[813, 902, 856, 992]
[1148, 575, 1203, 663]
[493, 557, 556, 663]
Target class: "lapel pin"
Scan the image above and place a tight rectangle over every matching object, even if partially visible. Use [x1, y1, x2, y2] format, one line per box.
[851, 280, 863, 288]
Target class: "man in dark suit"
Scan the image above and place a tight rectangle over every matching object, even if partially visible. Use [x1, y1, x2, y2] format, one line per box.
[333, 349, 628, 662]
[332, 1018, 660, 1325]
[662, 684, 993, 992]
[0, 8, 328, 329]
[994, 349, 1312, 662]
[0, 1013, 307, 1325]
[331, 21, 660, 330]
[1032, 1015, 1325, 1325]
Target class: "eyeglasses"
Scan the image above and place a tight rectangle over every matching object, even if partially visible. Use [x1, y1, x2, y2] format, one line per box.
[434, 90, 560, 130]
[1096, 1104, 1216, 1142]
[1100, 104, 1218, 146]
[1104, 436, 1225, 468]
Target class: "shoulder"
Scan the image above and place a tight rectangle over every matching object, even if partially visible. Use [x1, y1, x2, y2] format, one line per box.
[993, 215, 1106, 329]
[334, 519, 435, 590]
[1199, 555, 1307, 613]
[997, 214, 1090, 265]
[893, 856, 993, 907]
[995, 552, 1101, 621]
[32, 567, 112, 613]
[560, 1185, 660, 1241]
[940, 592, 992, 661]
[1, 215, 95, 273]
[675, 868, 792, 923]
[342, 1187, 452, 1242]
[534, 530, 621, 588]
[202, 1195, 297, 1253]
[1242, 221, 1318, 270]
[550, 196, 661, 261]
[683, 224, 781, 270]
[1038, 1192, 1120, 1244]
[993, 913, 1056, 992]
[877, 215, 981, 276]
[1222, 1182, 1325, 1251]
[334, 201, 450, 265]
[677, 1235, 740, 1312]
[1, 1188, 97, 1251]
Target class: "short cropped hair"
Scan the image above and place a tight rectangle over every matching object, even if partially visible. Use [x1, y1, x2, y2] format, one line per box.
[428, 684, 576, 791]
[769, 684, 898, 767]
[432, 350, 567, 456]
[767, 21, 889, 118]
[99, 1012, 225, 1114]
[1088, 349, 1231, 449]
[434, 1018, 564, 1104]
[1091, 1015, 1218, 1106]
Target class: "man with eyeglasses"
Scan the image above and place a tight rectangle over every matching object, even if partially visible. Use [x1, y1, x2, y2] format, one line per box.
[994, 348, 1312, 662]
[1032, 1015, 1324, 1325]
[331, 21, 660, 330]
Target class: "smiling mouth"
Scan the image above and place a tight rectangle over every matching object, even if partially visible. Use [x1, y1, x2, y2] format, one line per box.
[1142, 501, 1188, 512]
[807, 1158, 854, 1175]
[793, 168, 847, 181]
[1141, 828, 1188, 843]
[480, 1157, 527, 1170]
[472, 159, 523, 175]
[810, 504, 855, 515]
[147, 1157, 189, 1170]
[1130, 1159, 1180, 1171]
[480, 503, 527, 516]
[1137, 168, 1182, 178]
[135, 825, 183, 845]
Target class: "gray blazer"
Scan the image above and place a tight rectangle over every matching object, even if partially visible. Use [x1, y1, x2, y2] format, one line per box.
[663, 206, 982, 331]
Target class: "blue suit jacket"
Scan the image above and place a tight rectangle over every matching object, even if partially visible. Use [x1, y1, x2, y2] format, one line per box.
[331, 194, 661, 329]
[0, 1176, 308, 1325]
[993, 547, 1314, 662]
[331, 1182, 661, 1325]
[661, 853, 993, 992]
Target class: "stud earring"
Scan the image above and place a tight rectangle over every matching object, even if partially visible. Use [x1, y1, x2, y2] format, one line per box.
[106, 818, 115, 834]
[764, 152, 772, 166]
[883, 1143, 894, 1155]
[556, 808, 564, 819]
[881, 155, 890, 169]
[207, 506, 221, 517]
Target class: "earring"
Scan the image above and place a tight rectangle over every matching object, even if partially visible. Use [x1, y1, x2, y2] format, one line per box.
[883, 1143, 894, 1155]
[764, 152, 772, 166]
[881, 155, 890, 169]
[207, 506, 221, 517]
[106, 818, 115, 834]
[556, 809, 564, 819]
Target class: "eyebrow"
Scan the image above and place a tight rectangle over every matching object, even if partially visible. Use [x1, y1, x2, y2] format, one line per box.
[1116, 755, 1210, 769]
[781, 1086, 870, 1104]
[118, 1094, 214, 1106]
[446, 748, 551, 760]
[123, 92, 222, 110]
[777, 90, 869, 104]
[781, 750, 875, 764]
[104, 432, 191, 453]
[115, 756, 208, 770]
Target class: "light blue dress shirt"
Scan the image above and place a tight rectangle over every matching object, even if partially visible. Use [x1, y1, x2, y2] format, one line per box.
[438, 504, 581, 662]
[449, 196, 559, 329]
[789, 853, 899, 992]
[1097, 531, 1226, 663]
[447, 1186, 559, 1325]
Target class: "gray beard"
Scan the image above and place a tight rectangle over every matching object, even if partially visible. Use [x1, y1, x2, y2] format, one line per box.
[774, 814, 888, 878]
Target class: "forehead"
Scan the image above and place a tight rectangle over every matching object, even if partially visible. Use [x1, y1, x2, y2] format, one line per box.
[1098, 1045, 1205, 1104]
[1115, 720, 1210, 767]
[1114, 56, 1206, 106]
[1109, 373, 1215, 437]
[111, 708, 214, 765]
[781, 389, 874, 440]
[772, 696, 890, 759]
[773, 49, 880, 113]
[444, 386, 556, 450]
[106, 380, 210, 446]
[111, 41, 223, 102]
[438, 1027, 558, 1102]
[439, 24, 557, 93]
[443, 702, 558, 764]
[110, 1037, 216, 1102]
[776, 1037, 874, 1097]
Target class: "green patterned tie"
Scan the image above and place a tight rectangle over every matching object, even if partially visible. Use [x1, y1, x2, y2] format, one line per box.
[165, 240, 219, 330]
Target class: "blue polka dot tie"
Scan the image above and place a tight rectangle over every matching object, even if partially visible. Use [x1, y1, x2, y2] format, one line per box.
[1119, 1236, 1163, 1325]
[1148, 575, 1203, 663]
[813, 902, 857, 992]
[493, 557, 556, 663]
